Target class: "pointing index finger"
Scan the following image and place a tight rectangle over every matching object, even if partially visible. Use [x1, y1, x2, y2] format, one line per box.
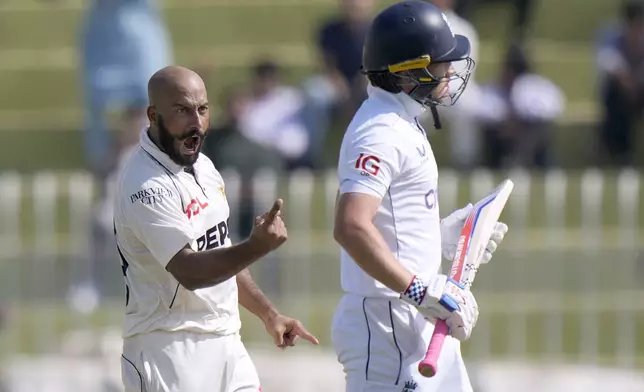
[295, 322, 319, 345]
[265, 198, 283, 224]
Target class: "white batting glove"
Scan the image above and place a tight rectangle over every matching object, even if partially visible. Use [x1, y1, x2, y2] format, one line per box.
[400, 275, 479, 341]
[480, 221, 509, 263]
[441, 204, 509, 264]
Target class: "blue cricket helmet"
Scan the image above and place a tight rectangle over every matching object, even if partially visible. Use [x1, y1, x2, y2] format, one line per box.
[361, 0, 475, 128]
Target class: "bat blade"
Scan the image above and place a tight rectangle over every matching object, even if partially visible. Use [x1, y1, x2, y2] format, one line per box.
[418, 178, 514, 378]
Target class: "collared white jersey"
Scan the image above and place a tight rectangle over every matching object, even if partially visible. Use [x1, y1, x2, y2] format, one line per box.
[337, 85, 442, 298]
[113, 128, 240, 338]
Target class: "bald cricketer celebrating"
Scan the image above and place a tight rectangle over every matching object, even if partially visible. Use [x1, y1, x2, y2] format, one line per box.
[113, 66, 319, 392]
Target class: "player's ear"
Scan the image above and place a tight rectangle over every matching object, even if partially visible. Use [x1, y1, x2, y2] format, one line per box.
[147, 106, 157, 126]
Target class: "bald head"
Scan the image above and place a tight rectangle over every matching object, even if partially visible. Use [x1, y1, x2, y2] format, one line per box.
[146, 66, 211, 166]
[148, 66, 206, 106]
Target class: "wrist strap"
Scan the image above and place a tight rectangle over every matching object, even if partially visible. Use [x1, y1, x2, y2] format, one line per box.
[401, 275, 427, 306]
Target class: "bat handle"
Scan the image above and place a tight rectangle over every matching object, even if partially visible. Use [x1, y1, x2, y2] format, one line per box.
[418, 319, 449, 378]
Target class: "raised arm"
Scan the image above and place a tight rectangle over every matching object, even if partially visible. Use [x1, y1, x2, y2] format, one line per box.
[123, 178, 286, 291]
[166, 199, 286, 291]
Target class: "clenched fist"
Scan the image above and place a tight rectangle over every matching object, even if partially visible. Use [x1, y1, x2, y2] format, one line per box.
[249, 198, 288, 253]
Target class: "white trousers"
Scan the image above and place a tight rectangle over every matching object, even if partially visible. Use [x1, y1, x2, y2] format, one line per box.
[331, 294, 472, 392]
[121, 330, 261, 392]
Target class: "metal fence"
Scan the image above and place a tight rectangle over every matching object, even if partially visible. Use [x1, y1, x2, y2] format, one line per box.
[0, 168, 643, 389]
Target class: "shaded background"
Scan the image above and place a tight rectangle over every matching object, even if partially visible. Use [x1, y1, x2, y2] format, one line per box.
[1, 0, 644, 391]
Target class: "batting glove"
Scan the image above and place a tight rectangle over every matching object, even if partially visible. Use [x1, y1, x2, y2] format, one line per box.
[440, 204, 509, 264]
[400, 275, 479, 341]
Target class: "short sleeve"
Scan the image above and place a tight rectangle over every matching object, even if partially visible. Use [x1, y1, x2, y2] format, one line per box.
[121, 180, 193, 267]
[338, 130, 402, 199]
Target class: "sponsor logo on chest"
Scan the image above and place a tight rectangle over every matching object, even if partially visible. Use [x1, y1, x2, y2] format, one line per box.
[185, 197, 209, 219]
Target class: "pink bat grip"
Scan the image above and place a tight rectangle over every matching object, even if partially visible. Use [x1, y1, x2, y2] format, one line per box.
[418, 319, 449, 377]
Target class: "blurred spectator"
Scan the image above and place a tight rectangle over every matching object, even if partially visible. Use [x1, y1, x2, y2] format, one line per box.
[204, 87, 287, 298]
[300, 73, 344, 170]
[79, 0, 172, 180]
[300, 0, 374, 168]
[454, 0, 536, 42]
[475, 43, 565, 169]
[67, 109, 146, 311]
[427, 0, 482, 169]
[595, 0, 644, 167]
[238, 60, 310, 170]
[317, 0, 374, 108]
[202, 87, 285, 240]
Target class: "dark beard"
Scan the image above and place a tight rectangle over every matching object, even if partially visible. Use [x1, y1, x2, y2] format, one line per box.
[157, 115, 200, 167]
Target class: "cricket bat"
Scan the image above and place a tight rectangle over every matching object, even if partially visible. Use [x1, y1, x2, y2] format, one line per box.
[418, 178, 514, 378]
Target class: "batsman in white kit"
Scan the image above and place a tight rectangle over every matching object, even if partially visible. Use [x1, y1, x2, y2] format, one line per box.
[113, 66, 318, 392]
[332, 1, 508, 391]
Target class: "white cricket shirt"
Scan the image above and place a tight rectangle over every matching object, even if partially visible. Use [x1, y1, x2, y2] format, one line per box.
[337, 85, 442, 298]
[113, 128, 240, 338]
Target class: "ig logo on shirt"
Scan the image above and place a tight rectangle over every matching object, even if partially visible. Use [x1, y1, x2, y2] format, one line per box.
[355, 153, 380, 176]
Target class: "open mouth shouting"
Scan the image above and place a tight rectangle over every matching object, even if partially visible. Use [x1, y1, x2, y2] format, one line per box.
[180, 133, 204, 156]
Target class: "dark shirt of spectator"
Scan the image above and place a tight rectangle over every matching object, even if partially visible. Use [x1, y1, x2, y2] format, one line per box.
[317, 0, 374, 88]
[478, 43, 564, 169]
[595, 0, 644, 166]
